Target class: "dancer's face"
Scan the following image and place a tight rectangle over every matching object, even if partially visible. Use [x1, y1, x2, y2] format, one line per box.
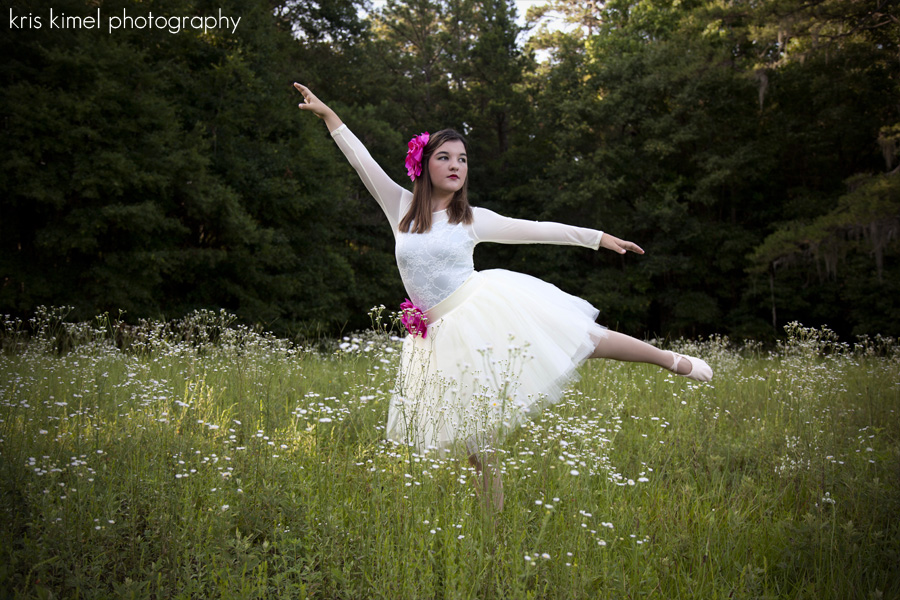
[428, 140, 467, 197]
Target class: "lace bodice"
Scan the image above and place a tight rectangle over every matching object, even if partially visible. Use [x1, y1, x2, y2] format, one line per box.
[396, 213, 475, 308]
[330, 124, 605, 310]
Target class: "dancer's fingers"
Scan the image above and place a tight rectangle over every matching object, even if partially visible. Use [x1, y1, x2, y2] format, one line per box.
[602, 234, 644, 255]
[293, 82, 316, 108]
[621, 240, 644, 254]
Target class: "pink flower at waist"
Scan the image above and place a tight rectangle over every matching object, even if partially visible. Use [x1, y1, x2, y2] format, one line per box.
[399, 298, 428, 338]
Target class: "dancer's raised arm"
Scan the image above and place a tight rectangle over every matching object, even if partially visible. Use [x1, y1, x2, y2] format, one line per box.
[293, 83, 410, 231]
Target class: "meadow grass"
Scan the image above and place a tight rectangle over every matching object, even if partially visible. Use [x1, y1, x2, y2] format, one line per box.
[1, 308, 898, 599]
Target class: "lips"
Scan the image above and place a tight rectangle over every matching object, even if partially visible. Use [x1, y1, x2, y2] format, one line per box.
[448, 175, 459, 180]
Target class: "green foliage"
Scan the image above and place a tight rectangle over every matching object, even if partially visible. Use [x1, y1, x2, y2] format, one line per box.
[750, 172, 900, 277]
[0, 0, 363, 336]
[1, 0, 898, 339]
[510, 0, 899, 338]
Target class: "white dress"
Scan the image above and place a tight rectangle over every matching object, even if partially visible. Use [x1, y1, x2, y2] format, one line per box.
[332, 125, 609, 454]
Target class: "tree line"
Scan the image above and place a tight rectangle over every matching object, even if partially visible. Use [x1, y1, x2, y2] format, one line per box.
[1, 0, 897, 340]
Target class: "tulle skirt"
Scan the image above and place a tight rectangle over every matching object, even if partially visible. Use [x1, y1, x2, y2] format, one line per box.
[385, 269, 608, 455]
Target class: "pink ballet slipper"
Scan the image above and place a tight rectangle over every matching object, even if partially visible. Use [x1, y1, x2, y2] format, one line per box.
[669, 351, 713, 382]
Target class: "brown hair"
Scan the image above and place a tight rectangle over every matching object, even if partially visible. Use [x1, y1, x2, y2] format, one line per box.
[399, 129, 474, 234]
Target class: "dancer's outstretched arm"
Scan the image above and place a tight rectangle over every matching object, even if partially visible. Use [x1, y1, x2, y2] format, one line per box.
[293, 83, 409, 230]
[470, 206, 644, 255]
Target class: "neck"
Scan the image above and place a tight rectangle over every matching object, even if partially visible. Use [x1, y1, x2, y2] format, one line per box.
[431, 192, 453, 213]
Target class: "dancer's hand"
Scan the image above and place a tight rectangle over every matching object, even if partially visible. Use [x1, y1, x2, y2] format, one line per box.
[293, 82, 343, 132]
[600, 233, 644, 255]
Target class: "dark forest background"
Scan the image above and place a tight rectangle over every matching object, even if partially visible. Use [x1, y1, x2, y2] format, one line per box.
[1, 0, 898, 341]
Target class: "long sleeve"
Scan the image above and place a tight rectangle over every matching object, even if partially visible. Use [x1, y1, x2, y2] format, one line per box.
[330, 124, 411, 231]
[469, 207, 603, 249]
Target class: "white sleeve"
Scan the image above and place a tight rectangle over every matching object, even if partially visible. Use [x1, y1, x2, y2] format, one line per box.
[469, 207, 603, 249]
[330, 124, 410, 231]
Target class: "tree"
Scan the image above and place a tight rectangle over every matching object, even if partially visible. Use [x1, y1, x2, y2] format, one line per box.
[0, 0, 362, 335]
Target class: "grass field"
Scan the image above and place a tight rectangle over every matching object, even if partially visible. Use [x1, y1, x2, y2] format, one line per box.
[1, 308, 898, 599]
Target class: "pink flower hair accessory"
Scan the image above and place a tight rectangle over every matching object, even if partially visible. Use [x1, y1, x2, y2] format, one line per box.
[405, 132, 430, 181]
[399, 298, 429, 338]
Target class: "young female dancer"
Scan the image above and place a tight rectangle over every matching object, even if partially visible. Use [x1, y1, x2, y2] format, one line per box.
[293, 83, 712, 509]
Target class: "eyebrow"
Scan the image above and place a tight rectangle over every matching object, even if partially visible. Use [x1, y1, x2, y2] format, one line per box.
[435, 151, 467, 157]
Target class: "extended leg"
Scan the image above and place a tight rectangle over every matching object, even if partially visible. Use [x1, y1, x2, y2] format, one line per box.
[590, 330, 712, 381]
